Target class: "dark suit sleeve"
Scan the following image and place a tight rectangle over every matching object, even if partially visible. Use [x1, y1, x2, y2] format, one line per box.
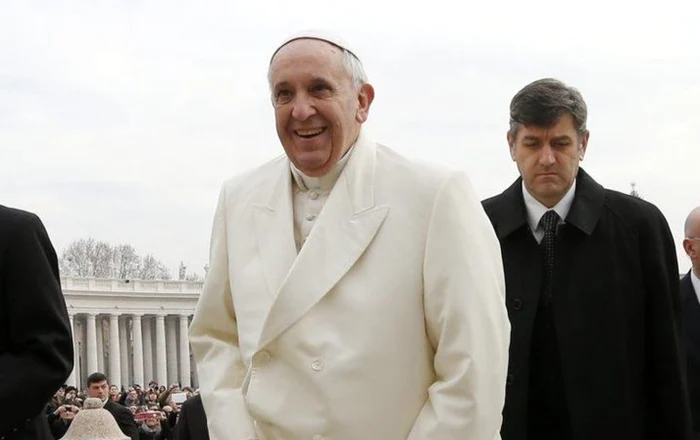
[49, 416, 71, 438]
[172, 402, 190, 440]
[0, 212, 73, 434]
[159, 418, 172, 440]
[115, 405, 140, 440]
[641, 206, 693, 438]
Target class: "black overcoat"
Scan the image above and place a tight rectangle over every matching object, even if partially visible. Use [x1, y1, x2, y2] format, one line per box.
[681, 271, 700, 438]
[0, 205, 73, 440]
[482, 169, 692, 440]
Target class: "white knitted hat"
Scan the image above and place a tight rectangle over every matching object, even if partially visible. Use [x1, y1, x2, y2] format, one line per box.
[59, 398, 129, 440]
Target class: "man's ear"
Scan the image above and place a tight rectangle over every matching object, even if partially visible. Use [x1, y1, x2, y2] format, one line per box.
[579, 130, 590, 160]
[684, 238, 696, 260]
[507, 132, 516, 161]
[356, 83, 375, 123]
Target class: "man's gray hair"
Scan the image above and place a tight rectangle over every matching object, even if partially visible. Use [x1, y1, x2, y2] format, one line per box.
[340, 49, 369, 88]
[267, 45, 368, 91]
[508, 78, 588, 138]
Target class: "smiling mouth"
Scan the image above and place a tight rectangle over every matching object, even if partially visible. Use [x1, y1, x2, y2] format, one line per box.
[295, 127, 326, 139]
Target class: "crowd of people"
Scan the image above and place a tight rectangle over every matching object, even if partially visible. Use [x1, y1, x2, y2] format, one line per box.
[42, 373, 207, 440]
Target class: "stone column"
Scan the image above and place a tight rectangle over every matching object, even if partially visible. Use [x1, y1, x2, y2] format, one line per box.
[191, 351, 199, 389]
[166, 317, 178, 385]
[66, 314, 77, 387]
[142, 317, 154, 384]
[155, 314, 167, 386]
[96, 317, 104, 373]
[132, 314, 144, 387]
[86, 313, 98, 377]
[109, 314, 121, 388]
[119, 317, 129, 386]
[178, 315, 191, 387]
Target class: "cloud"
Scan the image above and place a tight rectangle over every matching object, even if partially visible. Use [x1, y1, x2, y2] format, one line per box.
[0, 0, 697, 273]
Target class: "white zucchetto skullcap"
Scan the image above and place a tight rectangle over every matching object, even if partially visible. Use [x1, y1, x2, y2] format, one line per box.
[270, 29, 360, 63]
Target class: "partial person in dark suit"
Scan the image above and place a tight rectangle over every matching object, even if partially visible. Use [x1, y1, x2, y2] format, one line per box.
[483, 78, 692, 440]
[0, 205, 73, 440]
[50, 373, 138, 440]
[172, 394, 209, 440]
[682, 206, 700, 439]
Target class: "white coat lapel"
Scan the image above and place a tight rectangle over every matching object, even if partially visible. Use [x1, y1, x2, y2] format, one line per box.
[252, 159, 298, 300]
[258, 131, 389, 349]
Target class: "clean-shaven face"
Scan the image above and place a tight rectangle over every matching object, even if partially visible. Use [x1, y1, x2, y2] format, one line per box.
[269, 38, 373, 177]
[508, 113, 589, 208]
[88, 380, 109, 400]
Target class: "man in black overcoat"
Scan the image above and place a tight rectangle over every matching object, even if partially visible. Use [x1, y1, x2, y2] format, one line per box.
[682, 206, 700, 439]
[0, 205, 73, 440]
[482, 78, 692, 440]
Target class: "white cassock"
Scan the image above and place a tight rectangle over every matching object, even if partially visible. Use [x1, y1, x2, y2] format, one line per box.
[189, 128, 510, 440]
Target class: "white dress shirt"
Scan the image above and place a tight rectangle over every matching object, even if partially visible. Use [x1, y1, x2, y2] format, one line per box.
[290, 147, 354, 252]
[522, 180, 577, 243]
[691, 270, 700, 305]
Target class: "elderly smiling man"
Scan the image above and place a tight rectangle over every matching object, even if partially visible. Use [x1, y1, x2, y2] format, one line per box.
[189, 30, 510, 440]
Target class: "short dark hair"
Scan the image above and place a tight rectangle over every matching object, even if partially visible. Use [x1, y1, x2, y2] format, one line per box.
[86, 372, 108, 387]
[509, 78, 588, 138]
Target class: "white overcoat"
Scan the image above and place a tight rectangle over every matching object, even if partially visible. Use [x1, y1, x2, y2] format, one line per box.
[189, 130, 510, 440]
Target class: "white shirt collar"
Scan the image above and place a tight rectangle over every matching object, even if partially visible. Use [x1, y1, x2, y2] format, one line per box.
[691, 270, 700, 303]
[522, 179, 577, 232]
[290, 144, 354, 192]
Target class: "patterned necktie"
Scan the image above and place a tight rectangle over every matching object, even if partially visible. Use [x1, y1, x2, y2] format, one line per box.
[539, 210, 560, 301]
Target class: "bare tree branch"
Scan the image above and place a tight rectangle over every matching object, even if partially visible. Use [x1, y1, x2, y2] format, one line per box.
[58, 239, 172, 280]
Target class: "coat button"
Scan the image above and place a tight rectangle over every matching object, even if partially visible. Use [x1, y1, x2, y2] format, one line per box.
[257, 350, 271, 363]
[309, 191, 320, 200]
[311, 358, 324, 371]
[512, 298, 523, 311]
[506, 374, 515, 386]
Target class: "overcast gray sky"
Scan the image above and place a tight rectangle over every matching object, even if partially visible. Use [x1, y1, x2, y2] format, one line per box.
[1, 0, 697, 276]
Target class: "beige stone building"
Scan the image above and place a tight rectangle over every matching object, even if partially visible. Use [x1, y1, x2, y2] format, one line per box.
[62, 277, 201, 390]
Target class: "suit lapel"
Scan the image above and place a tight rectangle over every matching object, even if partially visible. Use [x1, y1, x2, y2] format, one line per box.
[252, 160, 298, 300]
[488, 177, 528, 240]
[258, 131, 389, 349]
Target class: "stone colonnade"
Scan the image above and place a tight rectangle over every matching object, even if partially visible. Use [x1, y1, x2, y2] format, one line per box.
[66, 312, 195, 390]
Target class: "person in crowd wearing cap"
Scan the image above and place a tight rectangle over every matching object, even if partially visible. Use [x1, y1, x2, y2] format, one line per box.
[681, 206, 700, 439]
[58, 398, 129, 440]
[189, 30, 509, 440]
[482, 78, 691, 440]
[0, 205, 73, 440]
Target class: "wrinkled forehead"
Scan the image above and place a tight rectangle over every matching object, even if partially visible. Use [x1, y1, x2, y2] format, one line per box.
[515, 113, 579, 139]
[269, 39, 349, 88]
